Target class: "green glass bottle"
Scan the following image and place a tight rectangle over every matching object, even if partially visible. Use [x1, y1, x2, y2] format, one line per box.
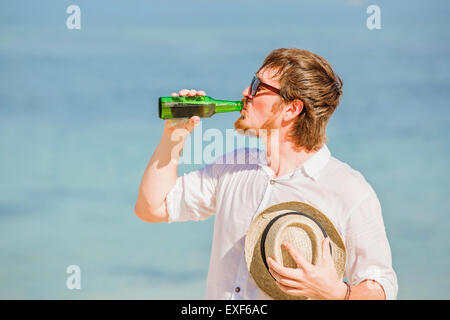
[159, 95, 243, 119]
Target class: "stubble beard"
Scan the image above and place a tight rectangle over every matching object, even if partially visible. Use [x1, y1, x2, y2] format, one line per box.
[234, 115, 258, 137]
[234, 107, 281, 139]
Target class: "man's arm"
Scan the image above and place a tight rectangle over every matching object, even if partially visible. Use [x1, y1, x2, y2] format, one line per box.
[347, 280, 385, 300]
[267, 238, 387, 300]
[134, 89, 203, 223]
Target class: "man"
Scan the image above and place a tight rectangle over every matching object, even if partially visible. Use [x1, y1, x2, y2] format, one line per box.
[134, 48, 398, 300]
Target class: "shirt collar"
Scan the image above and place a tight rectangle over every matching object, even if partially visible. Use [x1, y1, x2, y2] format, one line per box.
[301, 144, 331, 180]
[254, 144, 331, 180]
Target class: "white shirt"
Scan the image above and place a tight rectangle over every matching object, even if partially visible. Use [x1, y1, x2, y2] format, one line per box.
[166, 145, 398, 300]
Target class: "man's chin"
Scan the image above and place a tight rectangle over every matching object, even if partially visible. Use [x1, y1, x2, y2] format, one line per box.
[234, 117, 258, 137]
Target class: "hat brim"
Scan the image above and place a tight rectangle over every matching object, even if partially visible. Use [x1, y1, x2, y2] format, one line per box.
[244, 201, 346, 300]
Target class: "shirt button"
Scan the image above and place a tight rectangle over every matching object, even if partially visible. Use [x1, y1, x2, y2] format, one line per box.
[235, 287, 241, 293]
[270, 179, 275, 185]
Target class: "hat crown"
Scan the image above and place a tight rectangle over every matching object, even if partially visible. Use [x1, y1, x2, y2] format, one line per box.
[264, 213, 326, 269]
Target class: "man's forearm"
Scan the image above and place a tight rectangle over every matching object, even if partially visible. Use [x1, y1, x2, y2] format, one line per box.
[134, 125, 189, 222]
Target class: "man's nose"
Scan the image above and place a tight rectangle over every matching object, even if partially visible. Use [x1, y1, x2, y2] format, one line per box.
[242, 86, 251, 98]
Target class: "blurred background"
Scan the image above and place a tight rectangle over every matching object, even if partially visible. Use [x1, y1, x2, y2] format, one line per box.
[0, 0, 449, 299]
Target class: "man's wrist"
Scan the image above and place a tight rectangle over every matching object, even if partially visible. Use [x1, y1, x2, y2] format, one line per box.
[330, 281, 348, 300]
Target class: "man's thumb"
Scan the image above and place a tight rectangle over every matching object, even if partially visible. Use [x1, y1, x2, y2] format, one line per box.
[187, 116, 200, 132]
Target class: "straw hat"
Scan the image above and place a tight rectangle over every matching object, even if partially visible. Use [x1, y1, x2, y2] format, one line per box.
[244, 201, 346, 300]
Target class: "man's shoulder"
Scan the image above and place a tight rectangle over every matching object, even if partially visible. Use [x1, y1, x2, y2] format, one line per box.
[323, 155, 376, 197]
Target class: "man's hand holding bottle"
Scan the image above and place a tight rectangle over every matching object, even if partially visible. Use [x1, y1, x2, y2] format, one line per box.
[164, 89, 205, 135]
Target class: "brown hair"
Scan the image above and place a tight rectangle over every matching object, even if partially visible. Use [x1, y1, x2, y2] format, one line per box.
[258, 48, 343, 151]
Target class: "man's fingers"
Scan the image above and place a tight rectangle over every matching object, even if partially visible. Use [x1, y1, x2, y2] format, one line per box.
[178, 89, 206, 96]
[173, 89, 205, 97]
[268, 267, 302, 288]
[267, 257, 301, 279]
[179, 89, 190, 96]
[282, 241, 313, 271]
[185, 116, 200, 132]
[191, 116, 200, 125]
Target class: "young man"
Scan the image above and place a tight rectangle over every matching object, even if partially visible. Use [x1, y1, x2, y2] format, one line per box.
[134, 48, 398, 300]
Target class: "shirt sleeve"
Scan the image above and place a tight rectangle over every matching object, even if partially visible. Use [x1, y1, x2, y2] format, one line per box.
[166, 161, 218, 224]
[343, 190, 399, 300]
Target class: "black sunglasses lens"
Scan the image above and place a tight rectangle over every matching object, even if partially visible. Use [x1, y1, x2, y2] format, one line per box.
[250, 76, 260, 96]
[249, 77, 255, 96]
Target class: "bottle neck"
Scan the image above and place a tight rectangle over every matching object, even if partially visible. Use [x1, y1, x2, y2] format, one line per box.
[214, 100, 243, 114]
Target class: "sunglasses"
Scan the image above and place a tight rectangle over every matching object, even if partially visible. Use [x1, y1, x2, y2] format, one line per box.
[248, 75, 281, 99]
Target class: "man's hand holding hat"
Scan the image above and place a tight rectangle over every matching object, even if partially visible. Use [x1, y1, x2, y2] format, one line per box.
[267, 237, 348, 300]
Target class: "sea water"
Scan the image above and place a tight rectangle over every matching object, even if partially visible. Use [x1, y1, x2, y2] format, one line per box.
[0, 0, 449, 299]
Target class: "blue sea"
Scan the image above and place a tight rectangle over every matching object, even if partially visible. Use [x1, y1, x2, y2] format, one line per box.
[0, 0, 449, 299]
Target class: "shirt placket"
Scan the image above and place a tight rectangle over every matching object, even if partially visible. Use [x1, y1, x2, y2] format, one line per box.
[230, 175, 277, 299]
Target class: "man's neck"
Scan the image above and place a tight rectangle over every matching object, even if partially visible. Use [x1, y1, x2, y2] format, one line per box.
[264, 133, 317, 179]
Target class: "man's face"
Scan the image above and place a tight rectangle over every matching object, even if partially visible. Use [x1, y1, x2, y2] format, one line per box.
[234, 68, 284, 136]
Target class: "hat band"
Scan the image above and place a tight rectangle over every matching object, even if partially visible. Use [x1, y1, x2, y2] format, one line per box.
[260, 211, 331, 274]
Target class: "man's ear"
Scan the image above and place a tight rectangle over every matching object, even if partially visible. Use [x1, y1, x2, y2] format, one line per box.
[283, 99, 304, 121]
